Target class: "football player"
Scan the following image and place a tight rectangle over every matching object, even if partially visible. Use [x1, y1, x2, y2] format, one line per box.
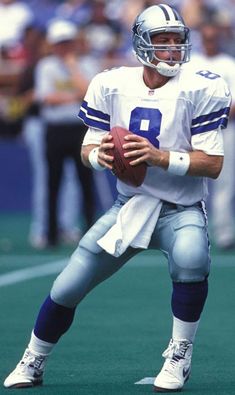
[4, 3, 231, 392]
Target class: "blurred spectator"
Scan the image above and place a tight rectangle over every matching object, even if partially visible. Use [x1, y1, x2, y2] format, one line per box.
[81, 0, 123, 63]
[181, 0, 235, 55]
[24, 0, 58, 30]
[34, 19, 96, 247]
[14, 25, 82, 249]
[181, 0, 207, 30]
[108, 0, 143, 65]
[206, 1, 235, 56]
[0, 0, 33, 50]
[0, 0, 34, 138]
[14, 25, 47, 248]
[0, 51, 25, 139]
[55, 0, 92, 26]
[188, 20, 235, 249]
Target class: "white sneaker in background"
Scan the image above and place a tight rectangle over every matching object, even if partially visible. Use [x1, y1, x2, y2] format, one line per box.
[59, 228, 82, 245]
[29, 235, 48, 250]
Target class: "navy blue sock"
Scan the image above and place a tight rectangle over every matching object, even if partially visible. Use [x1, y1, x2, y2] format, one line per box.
[171, 279, 208, 322]
[34, 295, 76, 343]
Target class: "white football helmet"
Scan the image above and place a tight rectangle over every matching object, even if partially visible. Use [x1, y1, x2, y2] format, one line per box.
[132, 4, 191, 77]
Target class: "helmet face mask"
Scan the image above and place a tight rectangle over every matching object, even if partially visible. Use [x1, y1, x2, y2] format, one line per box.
[132, 4, 191, 76]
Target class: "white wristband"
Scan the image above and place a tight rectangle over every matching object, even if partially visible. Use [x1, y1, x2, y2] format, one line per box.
[167, 151, 190, 176]
[88, 147, 105, 171]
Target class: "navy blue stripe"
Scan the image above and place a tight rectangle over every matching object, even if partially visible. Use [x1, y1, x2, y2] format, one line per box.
[191, 117, 228, 135]
[81, 100, 110, 122]
[78, 109, 110, 131]
[172, 7, 181, 20]
[158, 4, 170, 20]
[192, 107, 230, 126]
[78, 108, 86, 121]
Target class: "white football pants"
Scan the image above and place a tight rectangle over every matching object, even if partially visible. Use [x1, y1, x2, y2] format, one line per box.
[50, 195, 210, 308]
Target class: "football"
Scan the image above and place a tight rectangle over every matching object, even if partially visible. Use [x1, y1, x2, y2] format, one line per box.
[108, 126, 147, 187]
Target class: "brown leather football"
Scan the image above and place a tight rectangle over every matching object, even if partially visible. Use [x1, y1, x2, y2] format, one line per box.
[108, 126, 147, 187]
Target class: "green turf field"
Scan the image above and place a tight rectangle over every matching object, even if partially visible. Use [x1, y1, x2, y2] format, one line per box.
[0, 214, 235, 394]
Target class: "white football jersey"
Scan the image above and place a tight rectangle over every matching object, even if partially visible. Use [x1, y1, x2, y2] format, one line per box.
[188, 52, 235, 105]
[79, 66, 231, 205]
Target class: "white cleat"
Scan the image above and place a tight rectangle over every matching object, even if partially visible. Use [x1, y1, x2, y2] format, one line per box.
[4, 348, 46, 389]
[154, 339, 193, 392]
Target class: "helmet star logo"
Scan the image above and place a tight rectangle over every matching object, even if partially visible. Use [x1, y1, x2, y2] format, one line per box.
[132, 21, 143, 35]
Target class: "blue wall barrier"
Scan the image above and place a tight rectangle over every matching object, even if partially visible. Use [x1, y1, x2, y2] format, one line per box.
[0, 139, 32, 212]
[0, 139, 117, 213]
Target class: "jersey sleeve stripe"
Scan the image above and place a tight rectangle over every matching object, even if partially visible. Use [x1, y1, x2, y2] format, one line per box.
[79, 100, 110, 121]
[192, 107, 230, 126]
[78, 100, 110, 131]
[78, 101, 110, 131]
[191, 116, 228, 135]
[78, 110, 110, 131]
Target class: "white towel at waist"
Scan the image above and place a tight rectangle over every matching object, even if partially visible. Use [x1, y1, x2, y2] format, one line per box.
[97, 195, 162, 257]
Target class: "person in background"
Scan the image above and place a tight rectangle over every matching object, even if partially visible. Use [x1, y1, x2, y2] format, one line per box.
[0, 0, 33, 51]
[34, 19, 96, 247]
[188, 19, 235, 249]
[3, 4, 231, 393]
[80, 0, 123, 65]
[15, 24, 84, 249]
[25, 0, 58, 31]
[14, 24, 48, 248]
[54, 0, 92, 26]
[0, 0, 34, 139]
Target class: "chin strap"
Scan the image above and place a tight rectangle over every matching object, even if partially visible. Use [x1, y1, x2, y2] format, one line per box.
[136, 54, 181, 78]
[156, 62, 180, 77]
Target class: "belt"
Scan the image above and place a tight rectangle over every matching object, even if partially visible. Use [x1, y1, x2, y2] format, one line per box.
[161, 201, 202, 211]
